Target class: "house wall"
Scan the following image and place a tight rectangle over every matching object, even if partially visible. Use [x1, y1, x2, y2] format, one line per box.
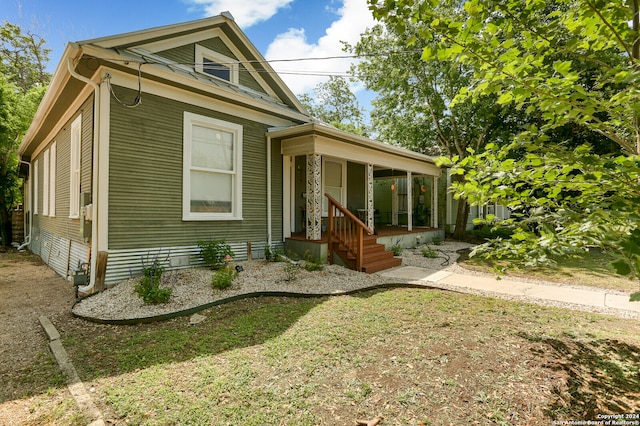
[30, 95, 94, 276]
[107, 85, 283, 250]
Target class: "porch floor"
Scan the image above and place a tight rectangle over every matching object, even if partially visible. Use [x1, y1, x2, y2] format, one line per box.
[287, 225, 439, 243]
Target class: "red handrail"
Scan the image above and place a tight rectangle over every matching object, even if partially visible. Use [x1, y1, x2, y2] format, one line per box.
[325, 193, 373, 271]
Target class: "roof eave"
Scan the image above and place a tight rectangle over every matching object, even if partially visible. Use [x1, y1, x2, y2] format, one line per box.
[267, 122, 438, 165]
[18, 43, 80, 157]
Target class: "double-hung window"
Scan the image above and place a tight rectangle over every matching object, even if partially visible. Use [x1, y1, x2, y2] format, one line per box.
[43, 149, 50, 216]
[49, 141, 56, 216]
[183, 112, 242, 221]
[69, 115, 82, 218]
[33, 160, 39, 215]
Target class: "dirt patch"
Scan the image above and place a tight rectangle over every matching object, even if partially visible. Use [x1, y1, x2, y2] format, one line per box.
[0, 249, 77, 424]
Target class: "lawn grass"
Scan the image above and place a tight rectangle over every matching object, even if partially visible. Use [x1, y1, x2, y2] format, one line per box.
[60, 288, 640, 425]
[458, 248, 640, 293]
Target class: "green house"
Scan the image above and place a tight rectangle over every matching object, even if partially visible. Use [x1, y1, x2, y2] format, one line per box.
[18, 13, 444, 294]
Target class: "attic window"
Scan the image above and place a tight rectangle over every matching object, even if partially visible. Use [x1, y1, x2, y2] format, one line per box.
[195, 45, 239, 85]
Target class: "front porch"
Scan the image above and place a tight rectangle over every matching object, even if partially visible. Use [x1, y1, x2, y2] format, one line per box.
[285, 225, 445, 271]
[268, 122, 444, 273]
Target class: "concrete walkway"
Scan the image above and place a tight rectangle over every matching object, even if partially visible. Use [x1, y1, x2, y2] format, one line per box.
[380, 266, 640, 316]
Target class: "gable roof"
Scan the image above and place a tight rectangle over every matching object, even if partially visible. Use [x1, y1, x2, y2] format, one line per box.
[19, 13, 310, 157]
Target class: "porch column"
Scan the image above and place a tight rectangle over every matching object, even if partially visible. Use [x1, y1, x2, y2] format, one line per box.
[306, 154, 322, 240]
[432, 176, 439, 228]
[392, 178, 399, 225]
[407, 171, 413, 231]
[367, 164, 374, 231]
[446, 169, 453, 232]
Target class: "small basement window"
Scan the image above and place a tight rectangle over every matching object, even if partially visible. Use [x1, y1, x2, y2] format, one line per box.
[195, 45, 239, 85]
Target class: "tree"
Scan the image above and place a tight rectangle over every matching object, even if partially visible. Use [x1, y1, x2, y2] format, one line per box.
[298, 76, 369, 136]
[347, 13, 521, 239]
[0, 22, 49, 246]
[367, 0, 640, 280]
[0, 21, 50, 92]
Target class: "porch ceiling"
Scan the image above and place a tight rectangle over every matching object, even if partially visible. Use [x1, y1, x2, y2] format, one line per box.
[270, 123, 441, 177]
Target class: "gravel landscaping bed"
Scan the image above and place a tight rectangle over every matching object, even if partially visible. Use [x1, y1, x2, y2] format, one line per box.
[72, 241, 475, 322]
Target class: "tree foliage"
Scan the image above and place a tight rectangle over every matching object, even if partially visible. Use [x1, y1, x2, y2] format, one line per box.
[0, 21, 50, 93]
[0, 21, 49, 246]
[298, 76, 369, 136]
[368, 0, 640, 280]
[348, 4, 523, 238]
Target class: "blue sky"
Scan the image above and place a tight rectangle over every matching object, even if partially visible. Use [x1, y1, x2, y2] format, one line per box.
[1, 0, 376, 103]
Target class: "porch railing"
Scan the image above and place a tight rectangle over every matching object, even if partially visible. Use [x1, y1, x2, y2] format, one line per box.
[326, 193, 374, 271]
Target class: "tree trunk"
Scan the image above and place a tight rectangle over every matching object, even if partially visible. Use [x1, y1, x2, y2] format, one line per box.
[0, 208, 11, 247]
[452, 198, 470, 240]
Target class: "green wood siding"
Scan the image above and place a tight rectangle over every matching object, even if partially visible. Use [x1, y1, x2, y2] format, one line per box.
[108, 86, 283, 249]
[30, 96, 93, 245]
[156, 45, 194, 66]
[157, 38, 266, 95]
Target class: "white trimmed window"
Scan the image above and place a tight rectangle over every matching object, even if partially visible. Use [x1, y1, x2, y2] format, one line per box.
[43, 149, 49, 216]
[49, 141, 56, 217]
[183, 112, 243, 221]
[33, 159, 39, 215]
[195, 45, 239, 85]
[69, 115, 82, 218]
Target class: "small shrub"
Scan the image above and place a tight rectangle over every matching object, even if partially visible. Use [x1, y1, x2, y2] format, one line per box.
[212, 267, 237, 290]
[265, 245, 285, 262]
[431, 236, 443, 245]
[134, 259, 172, 304]
[303, 250, 325, 272]
[198, 239, 234, 269]
[466, 225, 514, 242]
[390, 244, 403, 256]
[284, 262, 300, 281]
[421, 246, 438, 258]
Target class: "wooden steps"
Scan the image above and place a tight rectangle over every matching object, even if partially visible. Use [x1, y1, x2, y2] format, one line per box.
[334, 235, 402, 274]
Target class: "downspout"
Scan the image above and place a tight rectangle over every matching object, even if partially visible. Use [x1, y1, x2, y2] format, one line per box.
[266, 135, 272, 248]
[67, 57, 100, 294]
[18, 160, 31, 250]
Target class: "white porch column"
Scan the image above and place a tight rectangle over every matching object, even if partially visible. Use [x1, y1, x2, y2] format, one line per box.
[407, 171, 413, 231]
[432, 176, 439, 228]
[367, 164, 374, 231]
[446, 169, 453, 232]
[306, 154, 322, 240]
[392, 178, 399, 225]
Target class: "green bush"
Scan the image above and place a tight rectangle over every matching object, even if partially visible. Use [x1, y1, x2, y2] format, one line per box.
[390, 244, 403, 256]
[466, 225, 514, 242]
[265, 244, 285, 262]
[198, 239, 234, 269]
[284, 262, 300, 281]
[431, 236, 443, 245]
[211, 267, 237, 290]
[421, 246, 438, 258]
[134, 260, 172, 304]
[303, 250, 325, 272]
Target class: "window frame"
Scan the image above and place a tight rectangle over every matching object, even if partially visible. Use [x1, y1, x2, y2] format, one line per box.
[43, 148, 49, 216]
[49, 141, 56, 217]
[69, 115, 82, 218]
[33, 159, 39, 215]
[195, 44, 239, 85]
[182, 111, 243, 221]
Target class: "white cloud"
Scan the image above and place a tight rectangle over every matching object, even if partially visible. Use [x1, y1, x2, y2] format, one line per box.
[187, 0, 294, 27]
[265, 0, 376, 95]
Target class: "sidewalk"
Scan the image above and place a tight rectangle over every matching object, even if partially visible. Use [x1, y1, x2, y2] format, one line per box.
[379, 265, 640, 316]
